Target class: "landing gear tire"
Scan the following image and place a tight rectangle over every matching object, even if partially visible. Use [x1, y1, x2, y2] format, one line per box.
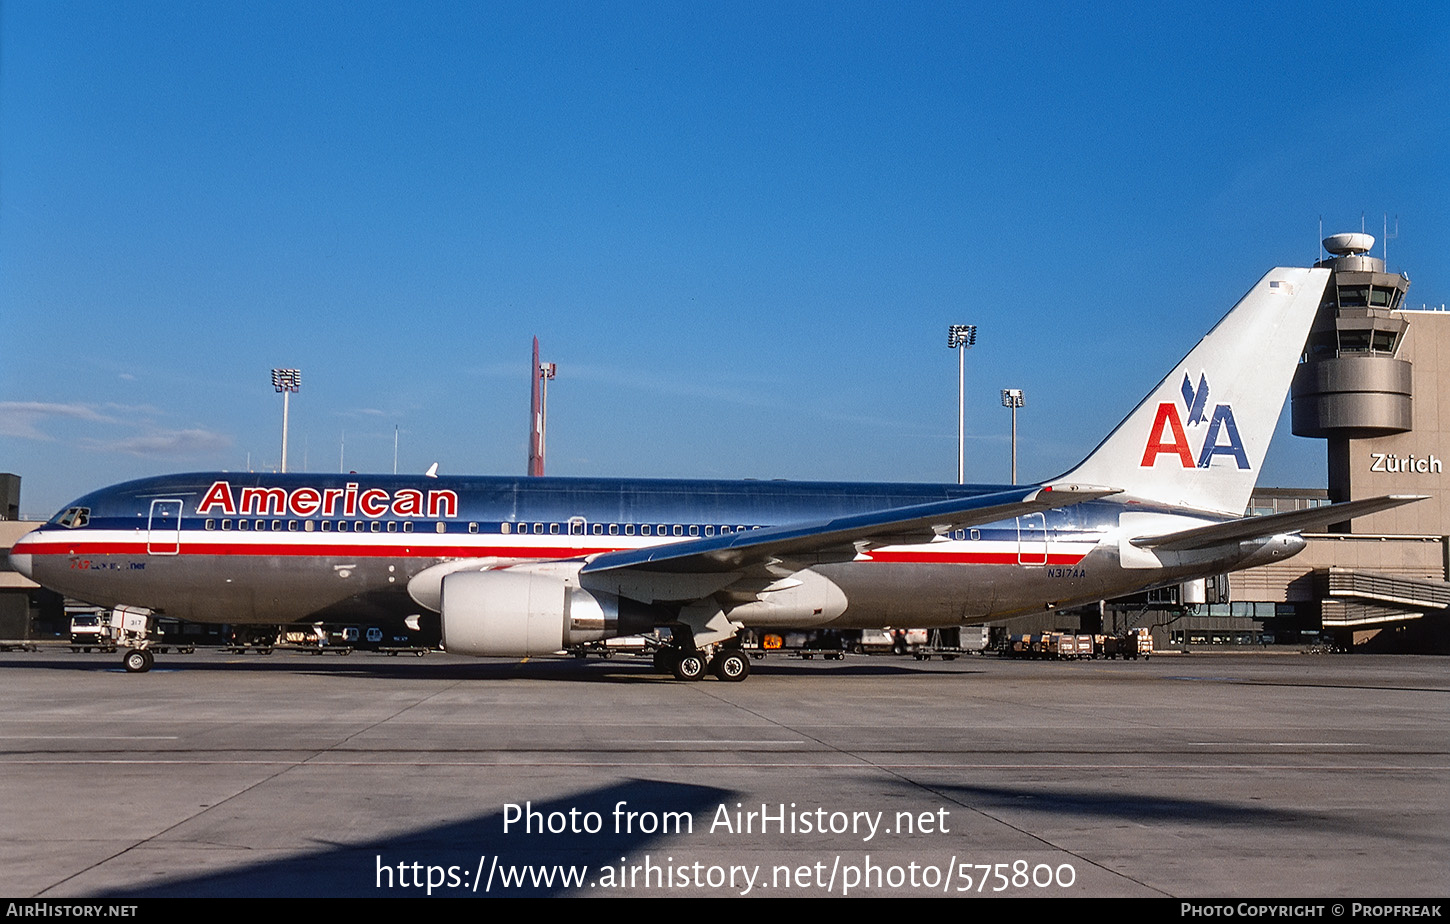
[711, 650, 750, 682]
[653, 648, 678, 674]
[672, 650, 707, 681]
[123, 649, 153, 673]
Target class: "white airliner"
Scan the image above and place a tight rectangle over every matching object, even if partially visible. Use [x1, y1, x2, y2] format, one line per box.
[9, 264, 1420, 679]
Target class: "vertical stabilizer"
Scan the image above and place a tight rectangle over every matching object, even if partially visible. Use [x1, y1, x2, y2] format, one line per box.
[1058, 266, 1330, 515]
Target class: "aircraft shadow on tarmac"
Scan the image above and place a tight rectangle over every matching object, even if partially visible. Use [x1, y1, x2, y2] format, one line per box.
[6, 652, 984, 682]
[104, 778, 736, 898]
[915, 781, 1376, 838]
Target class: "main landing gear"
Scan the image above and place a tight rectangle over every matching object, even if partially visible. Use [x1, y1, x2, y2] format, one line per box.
[652, 645, 751, 682]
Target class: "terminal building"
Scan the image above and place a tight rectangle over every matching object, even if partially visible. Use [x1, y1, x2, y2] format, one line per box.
[3, 236, 1449, 652]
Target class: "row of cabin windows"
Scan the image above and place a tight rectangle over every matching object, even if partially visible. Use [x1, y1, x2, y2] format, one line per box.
[197, 521, 999, 540]
[205, 518, 426, 533]
[199, 518, 764, 537]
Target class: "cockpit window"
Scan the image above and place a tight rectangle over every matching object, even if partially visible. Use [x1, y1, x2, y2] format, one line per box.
[56, 507, 90, 529]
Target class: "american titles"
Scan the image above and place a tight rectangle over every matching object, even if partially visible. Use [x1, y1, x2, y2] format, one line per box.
[196, 480, 459, 519]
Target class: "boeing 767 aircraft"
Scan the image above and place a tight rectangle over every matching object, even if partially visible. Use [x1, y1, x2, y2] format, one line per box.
[9, 263, 1420, 679]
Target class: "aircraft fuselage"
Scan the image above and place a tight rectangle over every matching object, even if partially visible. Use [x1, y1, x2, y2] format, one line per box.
[12, 471, 1275, 629]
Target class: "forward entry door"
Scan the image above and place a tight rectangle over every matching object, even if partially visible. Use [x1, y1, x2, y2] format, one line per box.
[147, 499, 184, 555]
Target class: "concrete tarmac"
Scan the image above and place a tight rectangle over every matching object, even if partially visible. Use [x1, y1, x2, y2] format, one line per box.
[0, 647, 1445, 898]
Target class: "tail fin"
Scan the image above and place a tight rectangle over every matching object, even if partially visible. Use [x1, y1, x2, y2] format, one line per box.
[1058, 266, 1330, 515]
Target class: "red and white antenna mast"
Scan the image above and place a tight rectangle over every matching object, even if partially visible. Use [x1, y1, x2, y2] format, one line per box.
[528, 337, 557, 476]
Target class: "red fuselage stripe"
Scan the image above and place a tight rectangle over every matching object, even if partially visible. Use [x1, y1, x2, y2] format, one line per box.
[20, 539, 1089, 566]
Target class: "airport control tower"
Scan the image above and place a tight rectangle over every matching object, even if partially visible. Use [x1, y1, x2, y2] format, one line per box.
[1290, 233, 1415, 521]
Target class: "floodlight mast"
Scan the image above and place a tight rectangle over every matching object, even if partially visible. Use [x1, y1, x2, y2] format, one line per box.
[947, 325, 976, 485]
[271, 368, 301, 473]
[1000, 388, 1025, 484]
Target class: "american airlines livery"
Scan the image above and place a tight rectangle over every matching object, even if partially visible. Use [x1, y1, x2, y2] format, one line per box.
[9, 265, 1422, 680]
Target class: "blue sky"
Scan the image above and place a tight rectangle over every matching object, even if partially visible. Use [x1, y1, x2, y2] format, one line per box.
[2, 1, 1446, 518]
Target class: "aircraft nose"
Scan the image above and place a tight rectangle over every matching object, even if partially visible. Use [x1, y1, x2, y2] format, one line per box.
[7, 531, 37, 579]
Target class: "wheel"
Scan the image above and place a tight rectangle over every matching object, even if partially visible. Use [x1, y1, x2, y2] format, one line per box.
[672, 650, 707, 681]
[414, 650, 425, 657]
[123, 650, 151, 673]
[653, 648, 678, 674]
[711, 650, 751, 682]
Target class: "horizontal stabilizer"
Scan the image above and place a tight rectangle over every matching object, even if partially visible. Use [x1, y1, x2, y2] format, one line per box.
[1129, 495, 1427, 552]
[583, 482, 1120, 576]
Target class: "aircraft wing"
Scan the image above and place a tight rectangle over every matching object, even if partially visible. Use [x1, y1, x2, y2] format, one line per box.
[581, 482, 1119, 577]
[1129, 495, 1427, 552]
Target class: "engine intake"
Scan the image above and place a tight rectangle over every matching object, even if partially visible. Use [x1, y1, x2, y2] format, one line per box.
[440, 565, 620, 657]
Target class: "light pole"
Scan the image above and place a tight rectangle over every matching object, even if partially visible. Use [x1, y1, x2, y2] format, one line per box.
[271, 368, 301, 473]
[947, 325, 977, 484]
[538, 358, 557, 471]
[1001, 388, 1025, 484]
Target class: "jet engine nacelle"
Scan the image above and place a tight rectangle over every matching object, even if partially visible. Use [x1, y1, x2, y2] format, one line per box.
[440, 564, 619, 657]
